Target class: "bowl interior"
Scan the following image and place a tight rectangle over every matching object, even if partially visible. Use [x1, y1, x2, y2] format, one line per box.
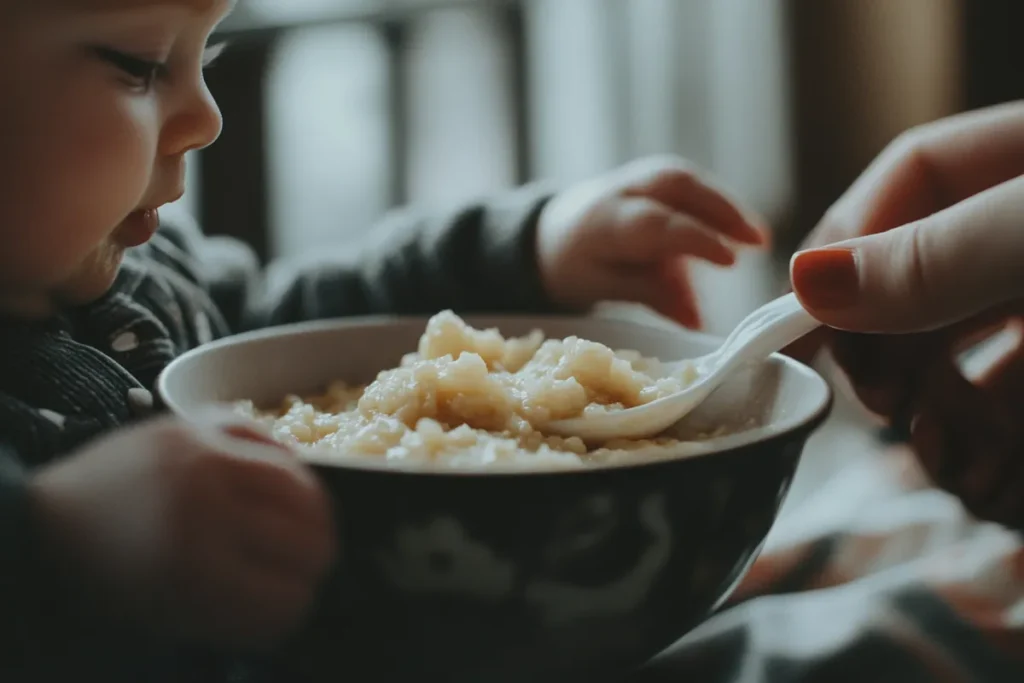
[159, 314, 831, 468]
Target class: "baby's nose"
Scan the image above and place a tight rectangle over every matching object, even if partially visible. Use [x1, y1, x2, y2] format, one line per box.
[162, 83, 224, 157]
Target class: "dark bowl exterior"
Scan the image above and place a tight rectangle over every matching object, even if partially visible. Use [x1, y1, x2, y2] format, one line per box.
[268, 425, 819, 683]
[157, 313, 834, 682]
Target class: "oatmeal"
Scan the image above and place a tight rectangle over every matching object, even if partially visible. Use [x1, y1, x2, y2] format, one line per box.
[236, 311, 711, 469]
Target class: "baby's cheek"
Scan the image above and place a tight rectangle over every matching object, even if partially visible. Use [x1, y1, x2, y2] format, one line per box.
[65, 97, 154, 229]
[0, 103, 152, 288]
[0, 159, 121, 288]
[0, 158, 92, 288]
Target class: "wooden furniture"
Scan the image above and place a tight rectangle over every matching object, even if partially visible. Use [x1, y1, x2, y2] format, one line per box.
[204, 0, 528, 263]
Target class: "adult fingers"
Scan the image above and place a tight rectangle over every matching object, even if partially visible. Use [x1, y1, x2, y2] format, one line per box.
[800, 101, 1024, 253]
[791, 175, 1024, 334]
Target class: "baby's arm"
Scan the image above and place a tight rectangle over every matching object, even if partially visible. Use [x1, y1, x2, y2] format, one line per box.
[142, 156, 765, 339]
[0, 415, 335, 679]
[0, 445, 113, 678]
[144, 184, 561, 336]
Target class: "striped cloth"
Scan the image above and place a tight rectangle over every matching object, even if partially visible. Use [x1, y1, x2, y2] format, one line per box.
[636, 441, 1024, 683]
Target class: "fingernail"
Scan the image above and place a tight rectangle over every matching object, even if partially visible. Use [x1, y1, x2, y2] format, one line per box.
[790, 247, 860, 310]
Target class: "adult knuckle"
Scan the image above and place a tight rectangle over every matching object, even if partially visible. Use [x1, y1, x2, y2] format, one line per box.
[901, 223, 934, 320]
[889, 124, 928, 158]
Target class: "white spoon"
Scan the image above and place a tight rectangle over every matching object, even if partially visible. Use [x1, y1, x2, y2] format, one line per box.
[543, 293, 821, 442]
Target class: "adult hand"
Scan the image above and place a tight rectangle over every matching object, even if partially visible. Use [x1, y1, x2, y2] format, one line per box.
[784, 100, 1024, 365]
[787, 100, 1024, 526]
[791, 174, 1024, 333]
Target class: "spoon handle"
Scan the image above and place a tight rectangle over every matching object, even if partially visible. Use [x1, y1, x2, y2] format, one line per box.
[706, 293, 821, 379]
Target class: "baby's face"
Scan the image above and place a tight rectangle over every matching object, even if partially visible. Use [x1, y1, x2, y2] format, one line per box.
[0, 0, 233, 317]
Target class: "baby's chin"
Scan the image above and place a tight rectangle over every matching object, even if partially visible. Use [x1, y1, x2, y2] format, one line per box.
[56, 242, 128, 307]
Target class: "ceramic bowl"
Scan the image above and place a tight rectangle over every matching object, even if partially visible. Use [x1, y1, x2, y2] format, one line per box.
[158, 314, 832, 683]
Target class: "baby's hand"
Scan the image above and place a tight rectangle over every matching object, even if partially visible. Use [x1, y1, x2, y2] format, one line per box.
[537, 155, 767, 328]
[29, 413, 336, 651]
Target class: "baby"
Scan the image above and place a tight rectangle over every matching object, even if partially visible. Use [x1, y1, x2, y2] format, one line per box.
[0, 0, 766, 680]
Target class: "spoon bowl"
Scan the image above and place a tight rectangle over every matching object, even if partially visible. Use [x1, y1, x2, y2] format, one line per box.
[544, 294, 821, 442]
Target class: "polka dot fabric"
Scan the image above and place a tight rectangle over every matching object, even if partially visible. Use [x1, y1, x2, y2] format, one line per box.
[0, 235, 229, 465]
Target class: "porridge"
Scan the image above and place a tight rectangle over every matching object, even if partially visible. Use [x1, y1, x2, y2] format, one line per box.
[236, 311, 724, 469]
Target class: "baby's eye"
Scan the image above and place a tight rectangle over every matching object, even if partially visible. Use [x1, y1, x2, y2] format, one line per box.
[94, 47, 166, 91]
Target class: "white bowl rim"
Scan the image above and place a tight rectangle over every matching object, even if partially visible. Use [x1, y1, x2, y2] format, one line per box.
[157, 313, 834, 477]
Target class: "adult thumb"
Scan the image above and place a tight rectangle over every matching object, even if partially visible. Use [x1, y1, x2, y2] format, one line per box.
[790, 176, 1024, 334]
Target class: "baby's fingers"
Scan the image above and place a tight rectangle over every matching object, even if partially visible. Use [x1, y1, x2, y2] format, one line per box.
[190, 559, 319, 651]
[597, 258, 703, 330]
[616, 199, 736, 266]
[234, 506, 337, 580]
[623, 159, 767, 246]
[231, 457, 334, 537]
[653, 258, 702, 329]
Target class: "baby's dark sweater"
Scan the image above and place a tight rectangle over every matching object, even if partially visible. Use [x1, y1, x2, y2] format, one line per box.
[0, 186, 556, 680]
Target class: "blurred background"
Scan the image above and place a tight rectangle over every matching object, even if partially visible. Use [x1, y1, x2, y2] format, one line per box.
[172, 0, 1024, 337]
